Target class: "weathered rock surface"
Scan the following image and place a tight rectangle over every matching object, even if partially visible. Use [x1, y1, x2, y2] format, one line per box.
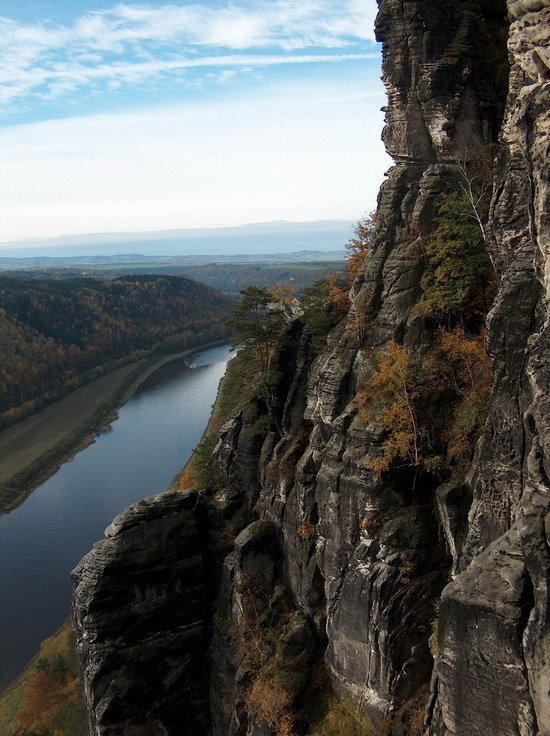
[429, 3, 550, 734]
[72, 490, 209, 736]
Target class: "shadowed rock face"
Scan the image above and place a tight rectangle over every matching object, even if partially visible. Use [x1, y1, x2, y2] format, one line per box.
[211, 0, 511, 729]
[429, 3, 550, 734]
[72, 1, 549, 735]
[72, 490, 209, 736]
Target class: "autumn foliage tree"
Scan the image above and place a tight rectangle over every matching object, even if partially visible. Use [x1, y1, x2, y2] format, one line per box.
[357, 329, 492, 483]
[12, 624, 84, 736]
[244, 675, 294, 736]
[345, 212, 376, 281]
[357, 342, 439, 482]
[300, 275, 350, 352]
[431, 327, 492, 463]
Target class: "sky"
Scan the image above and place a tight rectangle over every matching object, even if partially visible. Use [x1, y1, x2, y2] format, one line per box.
[0, 0, 389, 244]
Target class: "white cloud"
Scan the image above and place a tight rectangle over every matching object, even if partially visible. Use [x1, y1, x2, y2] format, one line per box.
[0, 79, 390, 240]
[0, 1, 380, 107]
[0, 52, 378, 105]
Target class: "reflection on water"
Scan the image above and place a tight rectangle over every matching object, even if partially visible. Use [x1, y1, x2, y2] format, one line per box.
[0, 344, 232, 690]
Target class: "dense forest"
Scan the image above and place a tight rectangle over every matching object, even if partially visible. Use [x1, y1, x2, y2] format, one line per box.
[0, 274, 233, 426]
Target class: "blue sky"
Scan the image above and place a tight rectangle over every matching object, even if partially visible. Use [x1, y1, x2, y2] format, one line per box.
[0, 0, 389, 242]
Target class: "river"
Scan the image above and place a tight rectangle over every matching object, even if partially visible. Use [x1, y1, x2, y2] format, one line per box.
[0, 344, 232, 691]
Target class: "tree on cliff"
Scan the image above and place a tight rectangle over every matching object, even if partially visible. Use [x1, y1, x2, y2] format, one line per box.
[418, 192, 495, 325]
[300, 275, 350, 353]
[453, 144, 498, 238]
[358, 342, 430, 482]
[345, 211, 376, 280]
[226, 286, 292, 434]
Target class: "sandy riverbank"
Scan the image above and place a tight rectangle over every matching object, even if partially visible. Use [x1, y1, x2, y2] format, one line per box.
[0, 342, 226, 515]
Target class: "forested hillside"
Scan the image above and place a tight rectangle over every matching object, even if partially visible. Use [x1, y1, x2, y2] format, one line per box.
[2, 261, 344, 296]
[177, 262, 343, 295]
[0, 274, 233, 426]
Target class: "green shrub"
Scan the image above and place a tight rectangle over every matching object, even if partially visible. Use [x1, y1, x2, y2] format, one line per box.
[418, 192, 494, 324]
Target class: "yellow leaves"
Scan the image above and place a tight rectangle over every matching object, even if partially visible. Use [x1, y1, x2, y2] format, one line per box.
[398, 553, 415, 585]
[15, 623, 84, 736]
[345, 212, 376, 281]
[325, 274, 350, 316]
[18, 671, 62, 734]
[297, 522, 317, 540]
[432, 327, 491, 463]
[244, 676, 294, 736]
[176, 466, 195, 490]
[368, 455, 392, 479]
[270, 285, 296, 308]
[310, 694, 390, 736]
[423, 455, 446, 474]
[437, 326, 491, 398]
[367, 340, 412, 393]
[357, 342, 423, 479]
[357, 328, 492, 481]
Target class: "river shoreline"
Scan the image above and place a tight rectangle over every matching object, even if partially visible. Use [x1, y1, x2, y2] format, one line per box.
[0, 340, 227, 515]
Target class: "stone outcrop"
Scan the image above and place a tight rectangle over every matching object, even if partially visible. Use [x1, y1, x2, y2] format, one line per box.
[72, 1, 549, 735]
[72, 490, 209, 736]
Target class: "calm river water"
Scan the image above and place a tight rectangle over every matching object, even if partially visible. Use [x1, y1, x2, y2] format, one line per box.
[0, 344, 232, 690]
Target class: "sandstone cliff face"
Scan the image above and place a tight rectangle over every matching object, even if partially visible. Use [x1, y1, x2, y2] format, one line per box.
[72, 2, 549, 735]
[72, 491, 209, 736]
[212, 0, 510, 727]
[430, 3, 550, 734]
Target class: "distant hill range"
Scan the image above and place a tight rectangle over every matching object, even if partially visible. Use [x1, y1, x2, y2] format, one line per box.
[0, 249, 345, 270]
[0, 220, 353, 258]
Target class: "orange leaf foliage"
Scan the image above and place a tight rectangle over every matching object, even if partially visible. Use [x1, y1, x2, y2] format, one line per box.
[358, 342, 424, 477]
[433, 327, 491, 461]
[177, 466, 195, 490]
[244, 676, 294, 736]
[345, 212, 376, 281]
[325, 275, 350, 316]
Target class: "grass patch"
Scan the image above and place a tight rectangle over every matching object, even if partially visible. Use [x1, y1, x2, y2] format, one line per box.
[299, 662, 390, 736]
[0, 622, 86, 736]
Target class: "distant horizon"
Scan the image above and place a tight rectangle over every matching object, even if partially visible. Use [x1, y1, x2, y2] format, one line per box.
[0, 0, 388, 242]
[0, 219, 355, 259]
[0, 218, 354, 247]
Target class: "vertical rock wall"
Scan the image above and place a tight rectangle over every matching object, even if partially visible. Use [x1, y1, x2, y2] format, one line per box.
[213, 0, 510, 727]
[430, 3, 550, 734]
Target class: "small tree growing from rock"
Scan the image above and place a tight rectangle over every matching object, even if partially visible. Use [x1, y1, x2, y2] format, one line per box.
[227, 286, 292, 434]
